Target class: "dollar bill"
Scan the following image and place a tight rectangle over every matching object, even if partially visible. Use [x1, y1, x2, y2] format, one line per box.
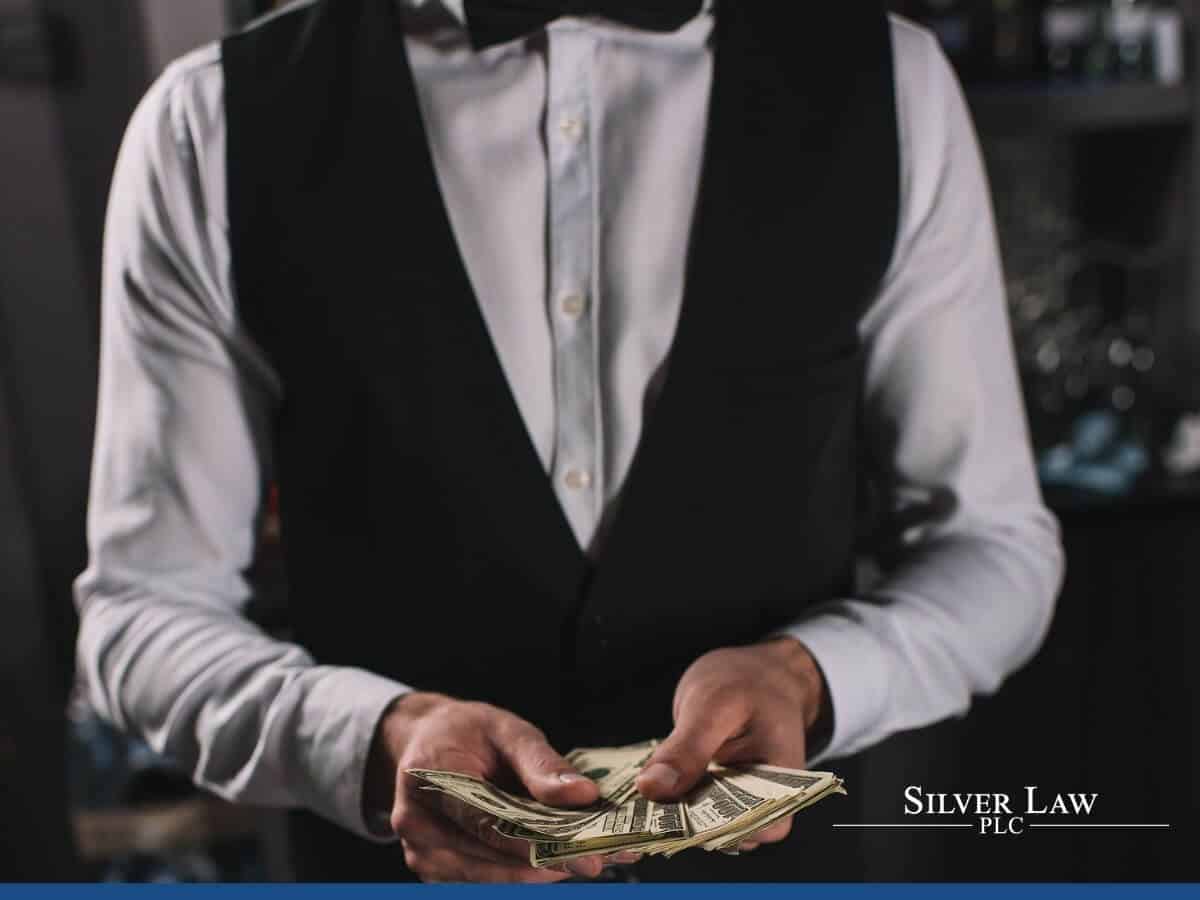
[705, 776, 846, 853]
[564, 741, 658, 807]
[408, 741, 658, 841]
[409, 744, 844, 867]
[627, 766, 843, 859]
[713, 784, 846, 854]
[625, 772, 762, 859]
[699, 767, 843, 852]
[528, 797, 687, 867]
[496, 791, 658, 847]
[408, 770, 609, 839]
[738, 764, 826, 791]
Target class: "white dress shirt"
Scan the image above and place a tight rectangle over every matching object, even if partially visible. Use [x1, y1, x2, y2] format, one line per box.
[76, 0, 1065, 840]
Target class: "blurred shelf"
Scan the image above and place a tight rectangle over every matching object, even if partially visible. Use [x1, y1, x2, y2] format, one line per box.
[968, 82, 1193, 135]
[72, 797, 263, 862]
[1045, 477, 1200, 520]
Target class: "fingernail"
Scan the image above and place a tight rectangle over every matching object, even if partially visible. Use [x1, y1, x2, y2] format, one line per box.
[557, 772, 587, 784]
[639, 763, 680, 792]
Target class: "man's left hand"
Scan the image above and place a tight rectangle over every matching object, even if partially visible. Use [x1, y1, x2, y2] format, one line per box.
[635, 637, 827, 853]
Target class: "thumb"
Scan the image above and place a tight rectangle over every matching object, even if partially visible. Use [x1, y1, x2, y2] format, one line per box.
[637, 695, 747, 801]
[496, 727, 601, 808]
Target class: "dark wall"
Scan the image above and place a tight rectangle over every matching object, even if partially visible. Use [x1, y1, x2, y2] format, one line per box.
[0, 0, 151, 696]
[856, 503, 1200, 881]
[0, 0, 153, 877]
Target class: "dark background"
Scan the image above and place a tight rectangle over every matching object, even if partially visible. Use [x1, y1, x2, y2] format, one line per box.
[0, 0, 1196, 882]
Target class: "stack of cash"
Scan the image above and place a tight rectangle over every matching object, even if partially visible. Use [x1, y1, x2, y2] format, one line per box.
[407, 740, 845, 868]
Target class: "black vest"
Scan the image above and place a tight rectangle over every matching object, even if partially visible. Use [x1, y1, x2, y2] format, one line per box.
[224, 0, 898, 880]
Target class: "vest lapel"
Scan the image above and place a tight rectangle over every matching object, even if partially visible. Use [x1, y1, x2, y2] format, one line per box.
[364, 0, 590, 582]
[572, 3, 897, 708]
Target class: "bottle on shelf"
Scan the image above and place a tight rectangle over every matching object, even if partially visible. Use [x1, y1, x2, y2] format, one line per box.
[1150, 1, 1185, 85]
[1106, 0, 1154, 80]
[1042, 0, 1101, 80]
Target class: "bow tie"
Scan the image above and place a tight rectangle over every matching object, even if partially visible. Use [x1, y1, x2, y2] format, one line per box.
[463, 0, 704, 50]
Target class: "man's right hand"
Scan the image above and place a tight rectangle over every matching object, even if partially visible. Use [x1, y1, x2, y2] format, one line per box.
[365, 692, 622, 883]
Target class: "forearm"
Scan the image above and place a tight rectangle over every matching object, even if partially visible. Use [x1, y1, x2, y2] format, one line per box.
[775, 24, 1064, 763]
[786, 510, 1062, 761]
[78, 52, 411, 838]
[76, 579, 407, 836]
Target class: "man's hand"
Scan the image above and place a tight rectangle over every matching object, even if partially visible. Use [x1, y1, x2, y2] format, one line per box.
[365, 692, 624, 883]
[635, 638, 827, 852]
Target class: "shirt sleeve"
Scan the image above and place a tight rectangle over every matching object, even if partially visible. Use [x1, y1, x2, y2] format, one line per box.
[782, 19, 1065, 762]
[73, 44, 409, 839]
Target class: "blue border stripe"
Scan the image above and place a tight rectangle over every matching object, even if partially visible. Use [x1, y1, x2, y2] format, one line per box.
[2, 886, 1199, 897]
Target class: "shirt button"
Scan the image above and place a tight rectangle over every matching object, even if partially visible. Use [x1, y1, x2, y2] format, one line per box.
[559, 115, 585, 141]
[564, 469, 593, 491]
[561, 293, 587, 320]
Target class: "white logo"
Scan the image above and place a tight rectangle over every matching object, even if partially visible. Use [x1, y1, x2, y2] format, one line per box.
[902, 786, 1098, 835]
[834, 786, 1168, 836]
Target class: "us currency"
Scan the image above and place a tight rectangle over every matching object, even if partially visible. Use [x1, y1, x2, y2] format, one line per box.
[528, 766, 843, 865]
[606, 766, 843, 861]
[712, 784, 846, 854]
[494, 792, 673, 849]
[529, 797, 686, 867]
[408, 744, 845, 867]
[408, 741, 657, 841]
[650, 770, 772, 858]
[407, 769, 611, 839]
[700, 766, 844, 853]
[703, 768, 846, 853]
[564, 742, 658, 807]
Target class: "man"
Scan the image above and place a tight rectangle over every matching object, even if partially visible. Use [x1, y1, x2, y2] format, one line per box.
[76, 0, 1064, 883]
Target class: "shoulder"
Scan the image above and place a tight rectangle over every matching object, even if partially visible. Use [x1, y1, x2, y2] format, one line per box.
[884, 13, 980, 224]
[884, 13, 972, 191]
[110, 42, 225, 234]
[887, 12, 962, 124]
[136, 41, 224, 153]
[118, 0, 327, 208]
[888, 13, 944, 70]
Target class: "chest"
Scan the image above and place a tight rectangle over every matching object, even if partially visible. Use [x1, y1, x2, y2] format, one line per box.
[227, 0, 901, 456]
[405, 19, 715, 487]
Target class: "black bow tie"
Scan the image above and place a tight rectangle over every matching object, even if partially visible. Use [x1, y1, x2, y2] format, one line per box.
[463, 0, 704, 50]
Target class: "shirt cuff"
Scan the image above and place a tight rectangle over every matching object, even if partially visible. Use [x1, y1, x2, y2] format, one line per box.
[778, 607, 892, 764]
[294, 667, 411, 842]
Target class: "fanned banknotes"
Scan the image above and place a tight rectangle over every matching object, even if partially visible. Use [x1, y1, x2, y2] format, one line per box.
[406, 741, 845, 868]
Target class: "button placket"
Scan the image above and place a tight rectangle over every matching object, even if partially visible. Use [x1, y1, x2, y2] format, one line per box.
[546, 26, 601, 547]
